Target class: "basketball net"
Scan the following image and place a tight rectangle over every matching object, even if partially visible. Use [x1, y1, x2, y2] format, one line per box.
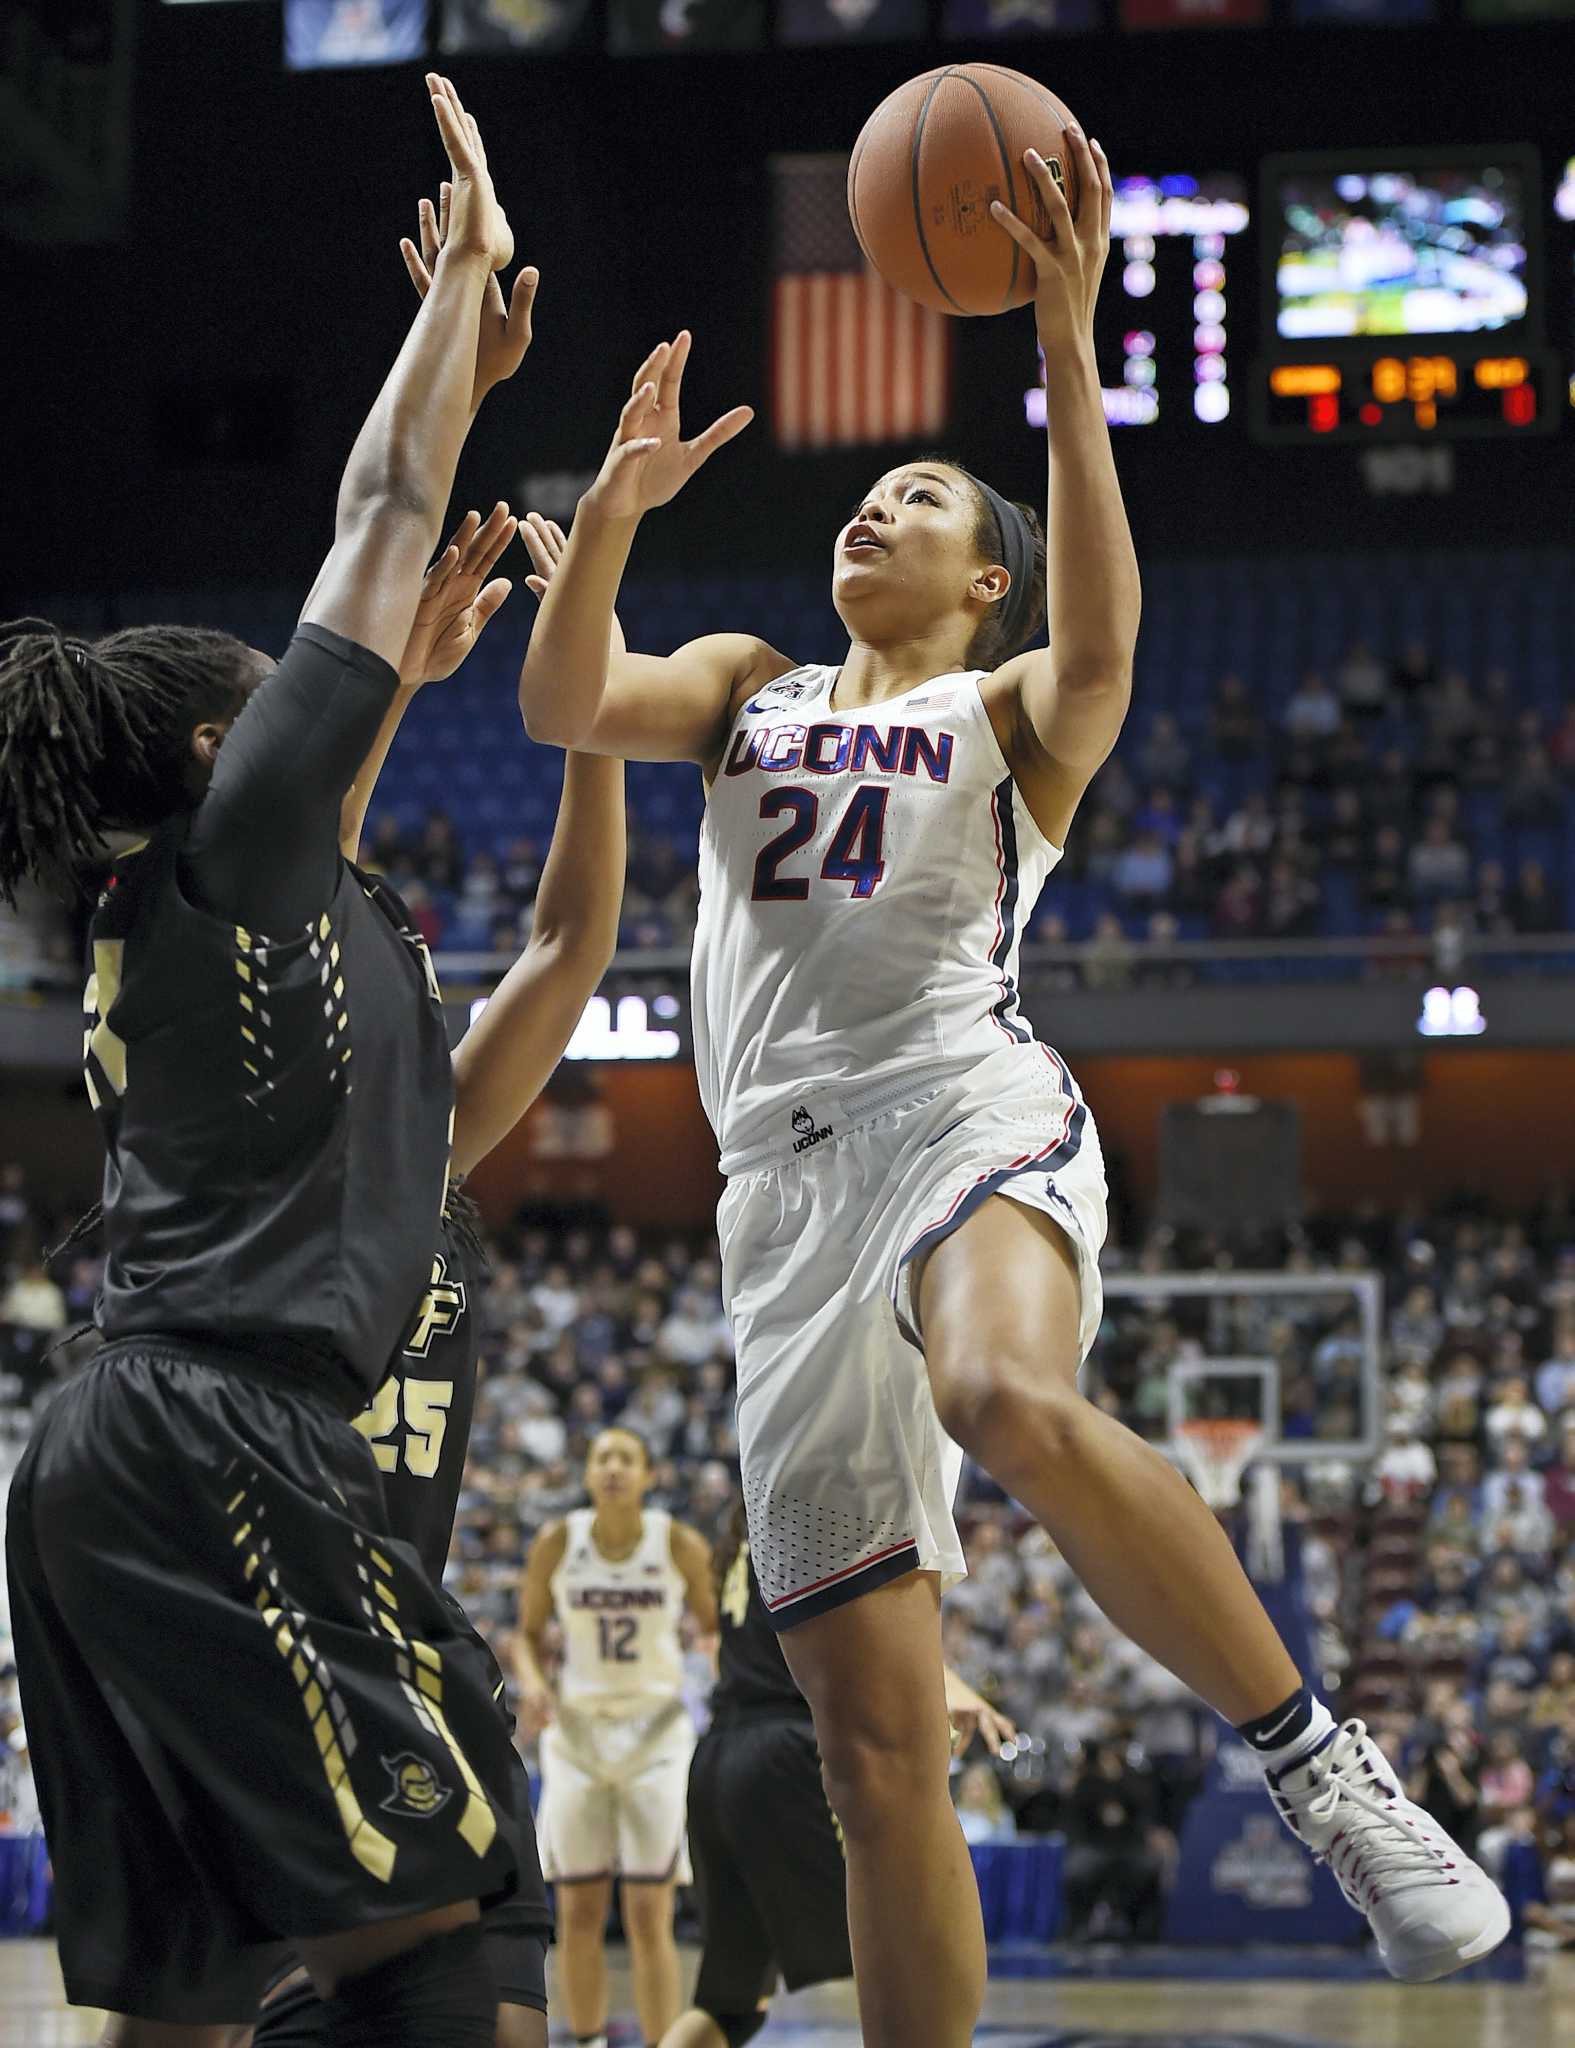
[1176, 1419, 1285, 1583]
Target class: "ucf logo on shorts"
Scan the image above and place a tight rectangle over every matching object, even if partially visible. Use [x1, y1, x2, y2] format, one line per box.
[404, 1252, 466, 1358]
[380, 1752, 452, 1819]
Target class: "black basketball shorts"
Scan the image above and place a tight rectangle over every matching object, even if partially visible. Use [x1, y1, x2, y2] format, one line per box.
[688, 1713, 852, 2017]
[6, 1340, 521, 2024]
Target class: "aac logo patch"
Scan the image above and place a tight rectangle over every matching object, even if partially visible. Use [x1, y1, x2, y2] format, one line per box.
[380, 1752, 452, 1819]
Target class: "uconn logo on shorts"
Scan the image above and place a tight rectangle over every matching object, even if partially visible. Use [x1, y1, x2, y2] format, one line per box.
[791, 1103, 834, 1154]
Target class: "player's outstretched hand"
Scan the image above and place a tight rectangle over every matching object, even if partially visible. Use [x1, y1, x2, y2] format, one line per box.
[400, 503, 518, 686]
[520, 512, 626, 658]
[584, 332, 753, 524]
[426, 72, 514, 275]
[944, 1667, 1017, 1758]
[402, 178, 539, 411]
[990, 128, 1112, 345]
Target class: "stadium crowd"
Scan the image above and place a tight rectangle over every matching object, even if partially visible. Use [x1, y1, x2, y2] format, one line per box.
[5, 1159, 1575, 1938]
[341, 641, 1575, 964]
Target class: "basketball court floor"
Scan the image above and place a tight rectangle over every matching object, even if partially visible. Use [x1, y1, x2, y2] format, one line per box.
[2, 1942, 1566, 2047]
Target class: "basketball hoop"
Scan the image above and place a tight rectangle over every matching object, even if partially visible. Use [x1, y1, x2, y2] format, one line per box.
[1175, 1418, 1265, 1511]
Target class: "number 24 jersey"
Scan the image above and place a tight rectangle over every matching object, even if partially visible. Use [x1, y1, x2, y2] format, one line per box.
[691, 664, 1064, 1172]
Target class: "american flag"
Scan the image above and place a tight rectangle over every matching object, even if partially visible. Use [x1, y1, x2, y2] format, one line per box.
[770, 154, 953, 452]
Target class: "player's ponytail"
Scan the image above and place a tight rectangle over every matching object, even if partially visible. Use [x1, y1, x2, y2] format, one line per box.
[0, 617, 258, 901]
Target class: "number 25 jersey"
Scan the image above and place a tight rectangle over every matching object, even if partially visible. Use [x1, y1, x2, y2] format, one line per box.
[692, 664, 1064, 1172]
[551, 1508, 686, 1718]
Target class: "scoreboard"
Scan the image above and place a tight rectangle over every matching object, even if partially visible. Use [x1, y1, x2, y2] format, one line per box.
[1252, 149, 1555, 443]
[1020, 147, 1574, 449]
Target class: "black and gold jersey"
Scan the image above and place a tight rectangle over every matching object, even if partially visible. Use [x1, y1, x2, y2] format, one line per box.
[711, 1539, 812, 1725]
[352, 1194, 483, 1584]
[82, 626, 454, 1406]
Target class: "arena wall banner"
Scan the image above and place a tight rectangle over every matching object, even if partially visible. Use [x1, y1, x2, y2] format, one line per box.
[284, 0, 427, 67]
[777, 0, 927, 43]
[1165, 1751, 1354, 1945]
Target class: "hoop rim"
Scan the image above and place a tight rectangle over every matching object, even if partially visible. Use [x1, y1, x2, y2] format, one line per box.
[1174, 1417, 1266, 1508]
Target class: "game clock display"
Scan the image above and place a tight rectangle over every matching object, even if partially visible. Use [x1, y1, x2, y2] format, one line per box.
[1252, 148, 1553, 442]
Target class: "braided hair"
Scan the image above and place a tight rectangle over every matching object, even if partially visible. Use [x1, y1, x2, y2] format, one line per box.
[0, 617, 260, 901]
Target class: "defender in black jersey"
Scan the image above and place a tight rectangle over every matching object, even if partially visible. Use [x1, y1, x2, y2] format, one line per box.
[248, 516, 630, 2048]
[659, 1524, 1012, 2048]
[1, 76, 544, 2039]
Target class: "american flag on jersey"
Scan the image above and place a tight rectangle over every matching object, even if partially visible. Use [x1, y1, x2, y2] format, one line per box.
[770, 153, 953, 451]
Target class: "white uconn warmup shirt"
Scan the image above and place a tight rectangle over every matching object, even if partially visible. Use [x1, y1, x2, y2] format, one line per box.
[693, 664, 1064, 1170]
[552, 1508, 686, 1717]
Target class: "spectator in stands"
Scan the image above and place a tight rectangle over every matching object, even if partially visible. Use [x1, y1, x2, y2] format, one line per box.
[1480, 1730, 1536, 1825]
[1336, 639, 1389, 719]
[1535, 1311, 1575, 1419]
[1407, 1725, 1481, 1853]
[1533, 1653, 1575, 1734]
[1408, 817, 1472, 902]
[1082, 912, 1135, 991]
[0, 1258, 65, 1333]
[1473, 860, 1514, 936]
[1428, 670, 1482, 748]
[1389, 638, 1437, 704]
[1317, 786, 1367, 871]
[1112, 831, 1173, 907]
[1262, 858, 1322, 940]
[1282, 670, 1342, 742]
[1363, 827, 1410, 915]
[1062, 1741, 1169, 1942]
[1482, 1435, 1550, 1526]
[1485, 1373, 1549, 1452]
[1374, 1419, 1437, 1504]
[1526, 1814, 1575, 1948]
[954, 1763, 1018, 1846]
[1510, 860, 1563, 936]
[1542, 1423, 1575, 1526]
[1392, 1286, 1447, 1362]
[1549, 703, 1575, 779]
[416, 807, 465, 890]
[1218, 790, 1275, 859]
[1366, 750, 1418, 837]
[1463, 732, 1507, 792]
[1209, 672, 1263, 759]
[1504, 746, 1565, 830]
[1211, 863, 1262, 938]
[1135, 712, 1190, 790]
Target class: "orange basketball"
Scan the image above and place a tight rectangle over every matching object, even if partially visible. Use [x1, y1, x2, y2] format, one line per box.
[847, 64, 1083, 318]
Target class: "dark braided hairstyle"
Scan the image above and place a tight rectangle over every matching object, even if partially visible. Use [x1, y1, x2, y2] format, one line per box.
[0, 617, 260, 901]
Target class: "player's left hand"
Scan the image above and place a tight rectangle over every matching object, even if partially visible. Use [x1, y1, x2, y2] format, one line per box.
[519, 511, 627, 659]
[400, 503, 518, 685]
[944, 1668, 1017, 1757]
[990, 128, 1112, 346]
[402, 179, 539, 410]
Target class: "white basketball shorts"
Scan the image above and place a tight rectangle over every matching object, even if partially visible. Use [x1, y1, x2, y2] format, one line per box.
[717, 1040, 1106, 1632]
[537, 1698, 694, 1885]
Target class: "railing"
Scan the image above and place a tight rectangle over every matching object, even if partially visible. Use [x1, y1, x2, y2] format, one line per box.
[430, 930, 1575, 986]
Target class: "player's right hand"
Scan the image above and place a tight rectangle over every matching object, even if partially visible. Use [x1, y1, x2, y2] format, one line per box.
[518, 1682, 556, 1737]
[401, 177, 539, 410]
[426, 73, 513, 274]
[584, 332, 753, 523]
[520, 512, 627, 659]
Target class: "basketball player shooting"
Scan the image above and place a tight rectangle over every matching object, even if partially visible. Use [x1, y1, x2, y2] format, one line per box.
[516, 126, 1506, 2048]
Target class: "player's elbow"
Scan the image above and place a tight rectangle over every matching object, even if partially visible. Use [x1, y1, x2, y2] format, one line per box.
[518, 674, 594, 751]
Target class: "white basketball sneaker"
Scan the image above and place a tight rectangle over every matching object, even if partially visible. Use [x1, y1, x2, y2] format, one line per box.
[1268, 1719, 1511, 1982]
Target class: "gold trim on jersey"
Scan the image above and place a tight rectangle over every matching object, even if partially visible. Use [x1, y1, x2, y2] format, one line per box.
[224, 1473, 398, 1883]
[352, 1532, 497, 1859]
[82, 939, 127, 1109]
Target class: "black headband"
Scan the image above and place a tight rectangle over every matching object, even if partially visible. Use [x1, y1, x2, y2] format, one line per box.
[960, 471, 1035, 659]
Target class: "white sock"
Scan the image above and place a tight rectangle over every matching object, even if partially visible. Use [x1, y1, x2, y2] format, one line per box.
[1254, 1696, 1337, 1780]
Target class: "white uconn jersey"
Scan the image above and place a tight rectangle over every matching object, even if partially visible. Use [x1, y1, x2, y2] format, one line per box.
[693, 664, 1064, 1168]
[552, 1509, 686, 1716]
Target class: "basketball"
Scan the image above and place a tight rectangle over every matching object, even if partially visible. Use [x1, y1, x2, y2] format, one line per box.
[847, 64, 1083, 318]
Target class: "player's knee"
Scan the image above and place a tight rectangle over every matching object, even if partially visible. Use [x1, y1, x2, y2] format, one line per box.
[933, 1358, 1084, 1478]
[815, 1711, 936, 1840]
[556, 1884, 610, 1938]
[619, 1883, 675, 1944]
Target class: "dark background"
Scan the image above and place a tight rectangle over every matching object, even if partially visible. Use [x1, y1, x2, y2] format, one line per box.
[7, 0, 1575, 623]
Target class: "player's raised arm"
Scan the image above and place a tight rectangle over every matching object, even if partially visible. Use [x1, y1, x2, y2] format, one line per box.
[516, 335, 786, 766]
[447, 528, 627, 1175]
[990, 130, 1140, 840]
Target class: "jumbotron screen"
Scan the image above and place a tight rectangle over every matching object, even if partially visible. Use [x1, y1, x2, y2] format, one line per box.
[1272, 160, 1530, 341]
